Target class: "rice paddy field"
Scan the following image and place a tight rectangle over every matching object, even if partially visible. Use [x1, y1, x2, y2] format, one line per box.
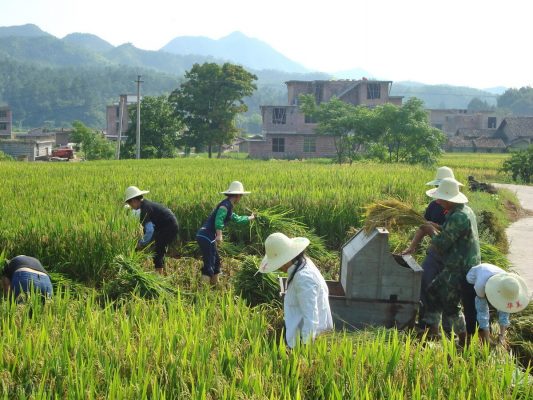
[0, 152, 532, 399]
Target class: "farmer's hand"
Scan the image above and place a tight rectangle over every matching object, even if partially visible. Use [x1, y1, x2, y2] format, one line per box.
[215, 231, 223, 243]
[421, 223, 439, 236]
[248, 213, 255, 221]
[402, 246, 416, 255]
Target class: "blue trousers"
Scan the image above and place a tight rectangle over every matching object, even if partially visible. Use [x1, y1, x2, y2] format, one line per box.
[11, 271, 53, 300]
[197, 236, 220, 277]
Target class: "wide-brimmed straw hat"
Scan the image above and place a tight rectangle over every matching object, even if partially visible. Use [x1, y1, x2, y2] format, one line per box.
[258, 232, 310, 274]
[221, 181, 250, 195]
[426, 177, 468, 204]
[485, 273, 530, 313]
[124, 186, 149, 202]
[426, 166, 463, 186]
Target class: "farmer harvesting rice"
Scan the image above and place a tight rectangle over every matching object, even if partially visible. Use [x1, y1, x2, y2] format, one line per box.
[2, 255, 53, 301]
[196, 181, 254, 286]
[402, 166, 464, 328]
[466, 264, 530, 344]
[124, 186, 179, 275]
[418, 177, 480, 344]
[258, 232, 333, 348]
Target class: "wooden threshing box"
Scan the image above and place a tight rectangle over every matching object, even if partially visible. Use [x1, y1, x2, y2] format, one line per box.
[280, 227, 423, 330]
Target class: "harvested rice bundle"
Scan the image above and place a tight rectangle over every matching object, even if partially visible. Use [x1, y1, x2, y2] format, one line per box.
[363, 199, 426, 233]
[233, 256, 281, 307]
[103, 252, 177, 301]
[250, 206, 334, 261]
[480, 242, 511, 270]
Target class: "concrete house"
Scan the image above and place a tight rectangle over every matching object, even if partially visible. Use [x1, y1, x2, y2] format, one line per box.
[0, 106, 13, 139]
[247, 79, 403, 159]
[428, 109, 502, 137]
[494, 117, 533, 149]
[106, 94, 139, 141]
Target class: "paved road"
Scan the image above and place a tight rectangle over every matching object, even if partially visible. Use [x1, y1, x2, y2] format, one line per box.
[493, 183, 533, 297]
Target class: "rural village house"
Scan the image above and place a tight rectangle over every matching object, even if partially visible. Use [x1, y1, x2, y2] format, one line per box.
[0, 106, 13, 139]
[246, 79, 403, 159]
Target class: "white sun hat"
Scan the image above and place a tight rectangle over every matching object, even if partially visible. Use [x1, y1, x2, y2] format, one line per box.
[426, 177, 468, 204]
[124, 186, 149, 202]
[258, 232, 310, 274]
[485, 273, 530, 313]
[426, 166, 463, 186]
[221, 181, 250, 195]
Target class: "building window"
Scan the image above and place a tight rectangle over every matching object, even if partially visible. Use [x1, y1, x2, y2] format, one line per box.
[367, 83, 381, 99]
[0, 111, 7, 119]
[272, 138, 285, 152]
[303, 137, 316, 153]
[488, 117, 497, 128]
[304, 114, 316, 124]
[434, 124, 443, 130]
[115, 122, 120, 133]
[272, 108, 287, 124]
[0, 123, 7, 130]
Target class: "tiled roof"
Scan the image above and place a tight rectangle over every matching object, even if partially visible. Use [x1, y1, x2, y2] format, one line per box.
[447, 137, 474, 148]
[456, 128, 497, 138]
[473, 137, 506, 149]
[499, 117, 533, 139]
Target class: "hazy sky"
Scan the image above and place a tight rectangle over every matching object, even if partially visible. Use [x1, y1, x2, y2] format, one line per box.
[2, 0, 532, 89]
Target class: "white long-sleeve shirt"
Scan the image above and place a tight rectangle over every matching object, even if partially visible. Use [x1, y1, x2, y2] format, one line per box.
[466, 263, 506, 298]
[284, 257, 333, 348]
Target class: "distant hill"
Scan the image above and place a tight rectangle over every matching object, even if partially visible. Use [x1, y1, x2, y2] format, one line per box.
[161, 31, 309, 73]
[0, 36, 110, 67]
[391, 83, 498, 109]
[63, 33, 114, 53]
[0, 23, 52, 38]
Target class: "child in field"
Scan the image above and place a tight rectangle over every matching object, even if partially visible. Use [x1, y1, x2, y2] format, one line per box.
[466, 263, 530, 344]
[124, 186, 179, 275]
[196, 181, 254, 287]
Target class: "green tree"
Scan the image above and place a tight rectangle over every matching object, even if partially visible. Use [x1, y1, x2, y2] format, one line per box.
[299, 95, 377, 163]
[467, 97, 495, 112]
[501, 145, 533, 183]
[169, 62, 257, 158]
[71, 120, 114, 160]
[375, 98, 445, 164]
[124, 95, 183, 158]
[497, 86, 533, 115]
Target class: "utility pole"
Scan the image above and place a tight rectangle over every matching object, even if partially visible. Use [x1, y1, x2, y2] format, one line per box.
[135, 75, 143, 159]
[115, 95, 124, 160]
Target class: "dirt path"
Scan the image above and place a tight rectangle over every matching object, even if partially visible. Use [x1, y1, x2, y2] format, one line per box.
[493, 183, 533, 297]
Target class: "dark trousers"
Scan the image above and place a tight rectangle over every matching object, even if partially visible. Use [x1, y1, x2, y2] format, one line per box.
[420, 248, 444, 308]
[153, 227, 178, 269]
[197, 236, 220, 277]
[11, 271, 53, 300]
[460, 279, 477, 335]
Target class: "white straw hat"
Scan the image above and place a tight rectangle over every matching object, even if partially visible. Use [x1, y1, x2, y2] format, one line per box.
[426, 166, 463, 186]
[221, 181, 250, 195]
[124, 186, 149, 202]
[258, 232, 310, 273]
[485, 273, 529, 313]
[426, 177, 468, 204]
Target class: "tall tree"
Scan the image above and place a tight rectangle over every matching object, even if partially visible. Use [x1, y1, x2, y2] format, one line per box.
[169, 63, 257, 158]
[124, 95, 183, 158]
[71, 120, 114, 160]
[497, 86, 533, 115]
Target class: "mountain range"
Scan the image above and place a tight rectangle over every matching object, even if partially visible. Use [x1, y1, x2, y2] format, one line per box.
[0, 24, 504, 128]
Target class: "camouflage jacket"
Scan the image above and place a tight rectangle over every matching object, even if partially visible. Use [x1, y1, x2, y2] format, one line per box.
[430, 204, 481, 275]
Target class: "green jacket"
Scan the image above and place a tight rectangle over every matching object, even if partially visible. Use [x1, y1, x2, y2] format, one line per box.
[431, 204, 481, 275]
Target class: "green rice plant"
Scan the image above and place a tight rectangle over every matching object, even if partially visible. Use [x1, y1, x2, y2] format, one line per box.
[508, 303, 533, 369]
[480, 242, 511, 270]
[363, 199, 426, 233]
[233, 255, 282, 307]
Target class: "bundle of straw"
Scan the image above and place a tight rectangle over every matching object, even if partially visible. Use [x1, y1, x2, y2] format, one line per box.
[363, 199, 426, 233]
[249, 206, 334, 261]
[233, 256, 281, 307]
